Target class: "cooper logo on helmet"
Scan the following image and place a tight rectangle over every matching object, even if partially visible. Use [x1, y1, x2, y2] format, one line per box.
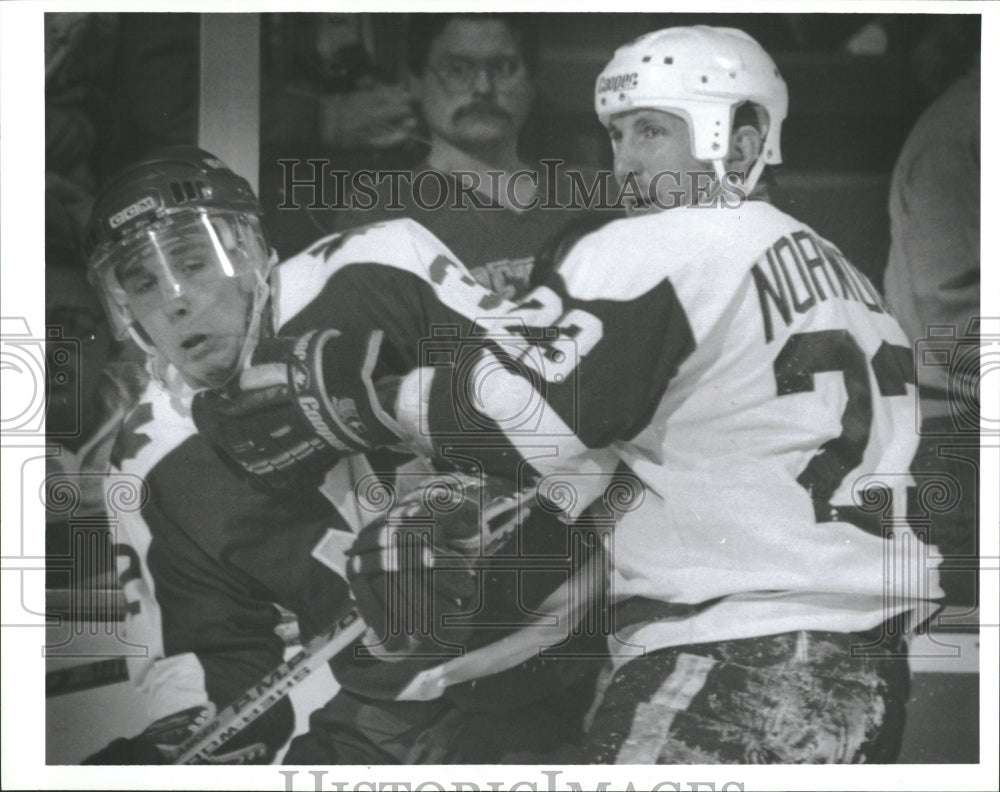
[597, 73, 639, 94]
[109, 196, 158, 229]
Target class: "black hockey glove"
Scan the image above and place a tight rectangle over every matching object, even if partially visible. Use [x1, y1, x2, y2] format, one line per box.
[81, 704, 268, 765]
[192, 327, 406, 491]
[345, 473, 528, 657]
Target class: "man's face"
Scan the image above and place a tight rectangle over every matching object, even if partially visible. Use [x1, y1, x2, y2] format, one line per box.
[413, 18, 534, 154]
[608, 109, 706, 215]
[120, 244, 255, 389]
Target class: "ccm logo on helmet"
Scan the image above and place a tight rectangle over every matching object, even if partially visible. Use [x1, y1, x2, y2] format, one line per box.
[109, 196, 157, 229]
[597, 72, 638, 94]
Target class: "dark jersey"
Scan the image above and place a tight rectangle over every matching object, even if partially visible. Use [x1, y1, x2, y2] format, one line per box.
[110, 219, 600, 753]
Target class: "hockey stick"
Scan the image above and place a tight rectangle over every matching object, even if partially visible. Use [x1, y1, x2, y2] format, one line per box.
[174, 604, 365, 764]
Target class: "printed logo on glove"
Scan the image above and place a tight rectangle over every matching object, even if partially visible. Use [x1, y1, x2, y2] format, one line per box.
[192, 327, 406, 491]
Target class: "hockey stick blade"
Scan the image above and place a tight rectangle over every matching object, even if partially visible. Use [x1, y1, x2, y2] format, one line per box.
[174, 605, 366, 764]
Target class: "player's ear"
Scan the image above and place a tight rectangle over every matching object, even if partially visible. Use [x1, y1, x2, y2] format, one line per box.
[725, 125, 763, 175]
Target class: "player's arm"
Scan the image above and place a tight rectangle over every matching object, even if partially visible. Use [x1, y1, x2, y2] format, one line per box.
[138, 532, 294, 763]
[309, 240, 695, 481]
[387, 235, 698, 509]
[194, 236, 694, 511]
[190, 260, 442, 492]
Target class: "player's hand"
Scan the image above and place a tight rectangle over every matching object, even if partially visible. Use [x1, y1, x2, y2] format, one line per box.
[318, 79, 419, 150]
[81, 704, 268, 765]
[192, 327, 405, 491]
[345, 473, 526, 657]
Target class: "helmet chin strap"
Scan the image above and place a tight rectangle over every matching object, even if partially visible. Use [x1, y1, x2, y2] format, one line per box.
[196, 264, 274, 393]
[126, 324, 160, 358]
[711, 155, 767, 202]
[231, 266, 274, 381]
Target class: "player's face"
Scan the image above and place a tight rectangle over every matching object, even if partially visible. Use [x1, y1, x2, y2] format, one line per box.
[609, 109, 706, 215]
[413, 18, 534, 155]
[123, 251, 255, 389]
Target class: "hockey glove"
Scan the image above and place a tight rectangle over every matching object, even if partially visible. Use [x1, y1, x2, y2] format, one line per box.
[345, 473, 527, 657]
[192, 327, 405, 490]
[81, 704, 268, 765]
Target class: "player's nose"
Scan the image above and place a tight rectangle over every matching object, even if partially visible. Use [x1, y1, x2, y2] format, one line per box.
[163, 293, 192, 321]
[613, 148, 644, 186]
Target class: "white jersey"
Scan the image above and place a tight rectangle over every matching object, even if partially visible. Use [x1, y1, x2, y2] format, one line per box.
[409, 201, 944, 653]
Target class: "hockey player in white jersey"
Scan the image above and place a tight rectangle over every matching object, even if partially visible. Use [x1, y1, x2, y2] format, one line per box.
[569, 27, 943, 763]
[341, 26, 944, 763]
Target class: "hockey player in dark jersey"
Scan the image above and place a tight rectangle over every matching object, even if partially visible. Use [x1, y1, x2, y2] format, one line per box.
[80, 146, 605, 764]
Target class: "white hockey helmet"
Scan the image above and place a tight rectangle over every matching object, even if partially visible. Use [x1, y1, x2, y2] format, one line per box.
[595, 26, 788, 189]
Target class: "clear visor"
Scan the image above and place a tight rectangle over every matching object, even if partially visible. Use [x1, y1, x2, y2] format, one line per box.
[90, 210, 269, 339]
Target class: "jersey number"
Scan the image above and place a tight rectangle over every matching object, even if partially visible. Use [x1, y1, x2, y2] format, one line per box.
[432, 257, 602, 384]
[774, 330, 913, 536]
[500, 286, 603, 384]
[114, 543, 143, 615]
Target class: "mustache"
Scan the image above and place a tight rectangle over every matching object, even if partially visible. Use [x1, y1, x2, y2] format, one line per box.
[452, 101, 512, 123]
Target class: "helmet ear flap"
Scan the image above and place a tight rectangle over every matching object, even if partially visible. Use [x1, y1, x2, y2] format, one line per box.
[683, 104, 734, 162]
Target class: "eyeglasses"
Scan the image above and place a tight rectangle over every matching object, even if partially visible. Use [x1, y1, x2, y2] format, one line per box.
[428, 55, 525, 93]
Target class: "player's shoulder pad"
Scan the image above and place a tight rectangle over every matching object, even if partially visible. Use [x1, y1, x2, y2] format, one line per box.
[557, 201, 799, 303]
[273, 219, 466, 323]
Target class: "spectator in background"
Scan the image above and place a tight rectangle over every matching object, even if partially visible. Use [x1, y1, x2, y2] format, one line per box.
[260, 13, 421, 257]
[883, 53, 980, 606]
[107, 14, 416, 173]
[264, 13, 417, 152]
[274, 13, 613, 300]
[102, 13, 200, 174]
